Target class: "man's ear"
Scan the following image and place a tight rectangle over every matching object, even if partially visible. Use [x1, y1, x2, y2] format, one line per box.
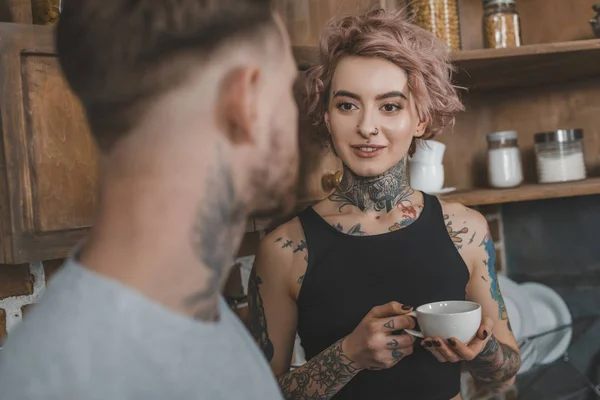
[215, 66, 261, 144]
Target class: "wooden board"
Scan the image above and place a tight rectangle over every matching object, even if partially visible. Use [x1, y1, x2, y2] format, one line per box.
[453, 39, 600, 90]
[294, 39, 600, 90]
[24, 55, 98, 233]
[0, 0, 33, 24]
[0, 23, 98, 263]
[273, 0, 381, 46]
[440, 177, 600, 206]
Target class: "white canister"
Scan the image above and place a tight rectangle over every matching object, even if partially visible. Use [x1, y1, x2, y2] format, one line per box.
[486, 130, 524, 188]
[534, 129, 586, 183]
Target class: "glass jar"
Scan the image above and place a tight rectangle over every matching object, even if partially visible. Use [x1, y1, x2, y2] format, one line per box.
[409, 0, 462, 51]
[483, 0, 522, 49]
[486, 130, 523, 188]
[534, 129, 587, 184]
[32, 0, 61, 25]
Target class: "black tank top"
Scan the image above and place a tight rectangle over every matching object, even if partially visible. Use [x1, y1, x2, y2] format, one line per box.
[296, 193, 469, 400]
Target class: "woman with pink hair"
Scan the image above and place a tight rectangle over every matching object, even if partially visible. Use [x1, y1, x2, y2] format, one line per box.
[248, 9, 520, 400]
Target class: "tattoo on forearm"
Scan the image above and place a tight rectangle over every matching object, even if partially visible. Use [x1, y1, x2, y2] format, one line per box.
[328, 161, 413, 213]
[186, 150, 244, 321]
[466, 335, 520, 391]
[278, 338, 361, 400]
[480, 233, 508, 320]
[248, 270, 275, 362]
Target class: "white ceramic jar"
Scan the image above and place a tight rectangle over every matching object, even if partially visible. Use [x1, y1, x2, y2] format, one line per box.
[409, 140, 446, 193]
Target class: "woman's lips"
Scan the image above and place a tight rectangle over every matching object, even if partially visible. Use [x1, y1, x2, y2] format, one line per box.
[350, 144, 386, 158]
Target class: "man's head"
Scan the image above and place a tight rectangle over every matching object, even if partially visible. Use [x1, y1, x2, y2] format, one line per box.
[56, 1, 299, 218]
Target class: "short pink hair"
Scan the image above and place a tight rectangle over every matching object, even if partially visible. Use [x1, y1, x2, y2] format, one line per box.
[305, 8, 464, 155]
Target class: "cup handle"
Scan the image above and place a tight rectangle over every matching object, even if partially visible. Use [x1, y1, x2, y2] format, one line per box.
[404, 311, 424, 338]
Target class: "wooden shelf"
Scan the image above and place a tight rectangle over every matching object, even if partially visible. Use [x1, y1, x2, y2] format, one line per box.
[293, 39, 600, 90]
[452, 39, 600, 91]
[440, 177, 600, 206]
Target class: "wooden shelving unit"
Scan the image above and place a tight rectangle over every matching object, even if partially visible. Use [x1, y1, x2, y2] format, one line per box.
[440, 177, 600, 206]
[294, 39, 600, 90]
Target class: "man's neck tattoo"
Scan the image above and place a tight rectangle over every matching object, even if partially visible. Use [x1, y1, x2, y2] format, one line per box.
[184, 147, 246, 321]
[328, 160, 414, 213]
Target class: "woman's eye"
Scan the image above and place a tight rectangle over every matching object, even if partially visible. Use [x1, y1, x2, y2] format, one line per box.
[381, 104, 401, 112]
[336, 102, 357, 112]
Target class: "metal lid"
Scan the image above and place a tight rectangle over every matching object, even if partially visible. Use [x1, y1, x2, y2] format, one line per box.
[487, 130, 518, 142]
[483, 0, 516, 5]
[534, 129, 584, 144]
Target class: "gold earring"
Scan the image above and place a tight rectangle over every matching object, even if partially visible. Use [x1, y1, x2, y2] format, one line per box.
[322, 170, 343, 190]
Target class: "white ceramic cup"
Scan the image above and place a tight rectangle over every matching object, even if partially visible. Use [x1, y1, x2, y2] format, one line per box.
[408, 161, 444, 193]
[410, 140, 446, 165]
[404, 301, 482, 344]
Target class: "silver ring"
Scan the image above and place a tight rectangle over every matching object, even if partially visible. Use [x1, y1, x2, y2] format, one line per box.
[372, 128, 379, 136]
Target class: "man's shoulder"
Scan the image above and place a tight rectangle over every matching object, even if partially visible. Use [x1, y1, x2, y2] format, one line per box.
[0, 264, 283, 400]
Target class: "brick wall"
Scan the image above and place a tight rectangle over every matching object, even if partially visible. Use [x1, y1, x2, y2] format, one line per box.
[0, 260, 64, 345]
[476, 204, 507, 275]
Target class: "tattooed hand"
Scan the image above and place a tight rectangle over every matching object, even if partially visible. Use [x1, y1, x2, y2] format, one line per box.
[343, 301, 416, 370]
[422, 315, 520, 392]
[422, 316, 495, 363]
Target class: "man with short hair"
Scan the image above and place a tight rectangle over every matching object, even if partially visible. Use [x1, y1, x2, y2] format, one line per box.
[0, 1, 298, 399]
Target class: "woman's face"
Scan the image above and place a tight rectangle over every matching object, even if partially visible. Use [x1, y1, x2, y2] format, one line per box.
[325, 56, 426, 177]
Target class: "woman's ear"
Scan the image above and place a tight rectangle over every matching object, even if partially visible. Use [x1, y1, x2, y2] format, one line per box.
[414, 118, 429, 138]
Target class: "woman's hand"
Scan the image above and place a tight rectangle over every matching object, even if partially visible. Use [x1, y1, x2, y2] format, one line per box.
[343, 301, 417, 370]
[421, 316, 495, 363]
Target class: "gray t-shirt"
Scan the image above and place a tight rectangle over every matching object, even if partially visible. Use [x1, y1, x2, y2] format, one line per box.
[0, 259, 283, 400]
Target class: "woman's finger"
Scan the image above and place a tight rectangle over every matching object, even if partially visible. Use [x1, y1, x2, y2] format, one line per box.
[422, 340, 447, 362]
[385, 333, 414, 350]
[432, 338, 462, 363]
